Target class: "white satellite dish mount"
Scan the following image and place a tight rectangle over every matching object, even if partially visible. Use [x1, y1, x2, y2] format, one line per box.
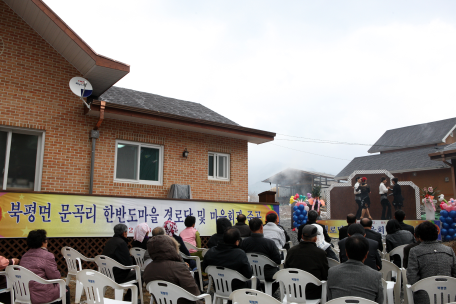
[69, 77, 93, 109]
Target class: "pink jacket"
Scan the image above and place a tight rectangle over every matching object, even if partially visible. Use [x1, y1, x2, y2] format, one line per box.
[180, 227, 197, 253]
[20, 248, 61, 304]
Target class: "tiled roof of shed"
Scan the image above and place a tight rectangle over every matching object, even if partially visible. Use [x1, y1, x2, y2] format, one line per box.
[335, 145, 450, 179]
[368, 117, 456, 153]
[100, 86, 239, 126]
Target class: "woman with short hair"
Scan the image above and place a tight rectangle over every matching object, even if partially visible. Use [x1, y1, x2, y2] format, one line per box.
[385, 219, 414, 267]
[20, 229, 70, 304]
[358, 177, 372, 220]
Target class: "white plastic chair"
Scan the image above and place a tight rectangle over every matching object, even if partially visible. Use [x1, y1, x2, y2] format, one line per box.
[0, 271, 11, 303]
[202, 248, 209, 257]
[146, 280, 211, 304]
[246, 253, 280, 296]
[229, 288, 282, 304]
[401, 268, 409, 304]
[379, 260, 402, 304]
[129, 247, 148, 271]
[388, 244, 407, 268]
[327, 258, 340, 268]
[382, 278, 395, 304]
[279, 241, 293, 262]
[273, 268, 327, 304]
[61, 246, 95, 303]
[205, 266, 257, 304]
[184, 241, 205, 254]
[6, 265, 66, 304]
[77, 269, 138, 304]
[406, 276, 456, 304]
[326, 296, 378, 304]
[179, 252, 204, 292]
[94, 255, 143, 304]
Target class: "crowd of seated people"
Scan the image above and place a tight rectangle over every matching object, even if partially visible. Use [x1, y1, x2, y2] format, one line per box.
[2, 210, 456, 304]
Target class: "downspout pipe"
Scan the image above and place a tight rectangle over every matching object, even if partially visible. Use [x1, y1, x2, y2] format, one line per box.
[89, 101, 106, 194]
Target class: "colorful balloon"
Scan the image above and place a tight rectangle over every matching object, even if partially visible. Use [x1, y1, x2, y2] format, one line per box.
[299, 214, 305, 220]
[294, 209, 301, 216]
[448, 228, 455, 236]
[444, 235, 452, 242]
[450, 211, 456, 218]
[443, 222, 449, 229]
[440, 210, 449, 218]
[441, 228, 448, 236]
[298, 204, 305, 211]
[446, 217, 454, 224]
[293, 215, 298, 222]
[293, 206, 298, 211]
[302, 209, 308, 216]
[293, 221, 299, 228]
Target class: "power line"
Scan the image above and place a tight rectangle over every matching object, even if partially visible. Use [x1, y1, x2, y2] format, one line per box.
[269, 143, 351, 161]
[275, 133, 402, 148]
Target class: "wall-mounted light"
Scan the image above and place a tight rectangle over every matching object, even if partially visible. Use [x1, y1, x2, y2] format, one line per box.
[412, 172, 417, 177]
[182, 148, 189, 158]
[445, 177, 449, 182]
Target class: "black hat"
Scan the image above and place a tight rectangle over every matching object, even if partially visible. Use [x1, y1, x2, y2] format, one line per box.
[302, 225, 318, 238]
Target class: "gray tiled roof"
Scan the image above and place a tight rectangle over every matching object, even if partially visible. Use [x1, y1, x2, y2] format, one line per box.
[443, 142, 456, 152]
[335, 145, 451, 179]
[99, 86, 239, 126]
[368, 117, 456, 153]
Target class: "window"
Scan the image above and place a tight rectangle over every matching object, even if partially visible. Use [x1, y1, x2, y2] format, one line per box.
[114, 140, 164, 185]
[0, 127, 45, 191]
[208, 152, 230, 181]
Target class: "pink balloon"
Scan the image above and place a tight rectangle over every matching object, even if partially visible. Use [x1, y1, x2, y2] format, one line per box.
[441, 203, 447, 210]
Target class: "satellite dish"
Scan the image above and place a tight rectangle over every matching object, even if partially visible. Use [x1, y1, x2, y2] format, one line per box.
[69, 77, 93, 109]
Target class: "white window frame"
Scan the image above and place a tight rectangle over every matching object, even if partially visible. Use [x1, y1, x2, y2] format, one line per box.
[114, 139, 164, 186]
[0, 126, 45, 191]
[208, 152, 230, 181]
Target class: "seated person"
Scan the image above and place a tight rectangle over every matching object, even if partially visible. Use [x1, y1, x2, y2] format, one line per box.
[207, 218, 232, 248]
[203, 227, 255, 291]
[361, 218, 383, 252]
[298, 210, 338, 261]
[263, 212, 286, 250]
[160, 222, 197, 270]
[338, 224, 382, 270]
[20, 229, 70, 304]
[240, 217, 281, 292]
[234, 214, 251, 237]
[144, 235, 203, 304]
[102, 224, 136, 301]
[386, 219, 414, 267]
[131, 222, 152, 268]
[339, 213, 356, 241]
[180, 216, 202, 256]
[284, 225, 329, 300]
[407, 221, 456, 304]
[327, 236, 383, 303]
[394, 210, 415, 235]
[403, 223, 422, 269]
[0, 254, 19, 304]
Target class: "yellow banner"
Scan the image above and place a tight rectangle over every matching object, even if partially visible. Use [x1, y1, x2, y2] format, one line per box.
[0, 192, 278, 238]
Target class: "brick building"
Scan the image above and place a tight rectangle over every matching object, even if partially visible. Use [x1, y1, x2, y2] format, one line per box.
[0, 0, 275, 202]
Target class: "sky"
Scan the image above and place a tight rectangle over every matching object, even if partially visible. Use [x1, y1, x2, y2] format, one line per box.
[43, 0, 456, 194]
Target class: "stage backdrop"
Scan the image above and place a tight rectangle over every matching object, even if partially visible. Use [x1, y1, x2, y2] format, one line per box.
[325, 170, 420, 220]
[0, 192, 279, 238]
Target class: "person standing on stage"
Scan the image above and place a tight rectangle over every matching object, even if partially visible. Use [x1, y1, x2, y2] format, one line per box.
[359, 177, 372, 220]
[379, 177, 391, 220]
[354, 176, 363, 219]
[389, 177, 404, 211]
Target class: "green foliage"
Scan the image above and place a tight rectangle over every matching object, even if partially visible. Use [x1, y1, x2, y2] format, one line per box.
[311, 186, 321, 198]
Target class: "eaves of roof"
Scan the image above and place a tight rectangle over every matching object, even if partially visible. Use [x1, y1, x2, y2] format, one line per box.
[3, 0, 130, 96]
[88, 100, 276, 144]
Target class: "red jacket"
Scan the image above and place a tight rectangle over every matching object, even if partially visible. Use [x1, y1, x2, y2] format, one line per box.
[20, 248, 61, 304]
